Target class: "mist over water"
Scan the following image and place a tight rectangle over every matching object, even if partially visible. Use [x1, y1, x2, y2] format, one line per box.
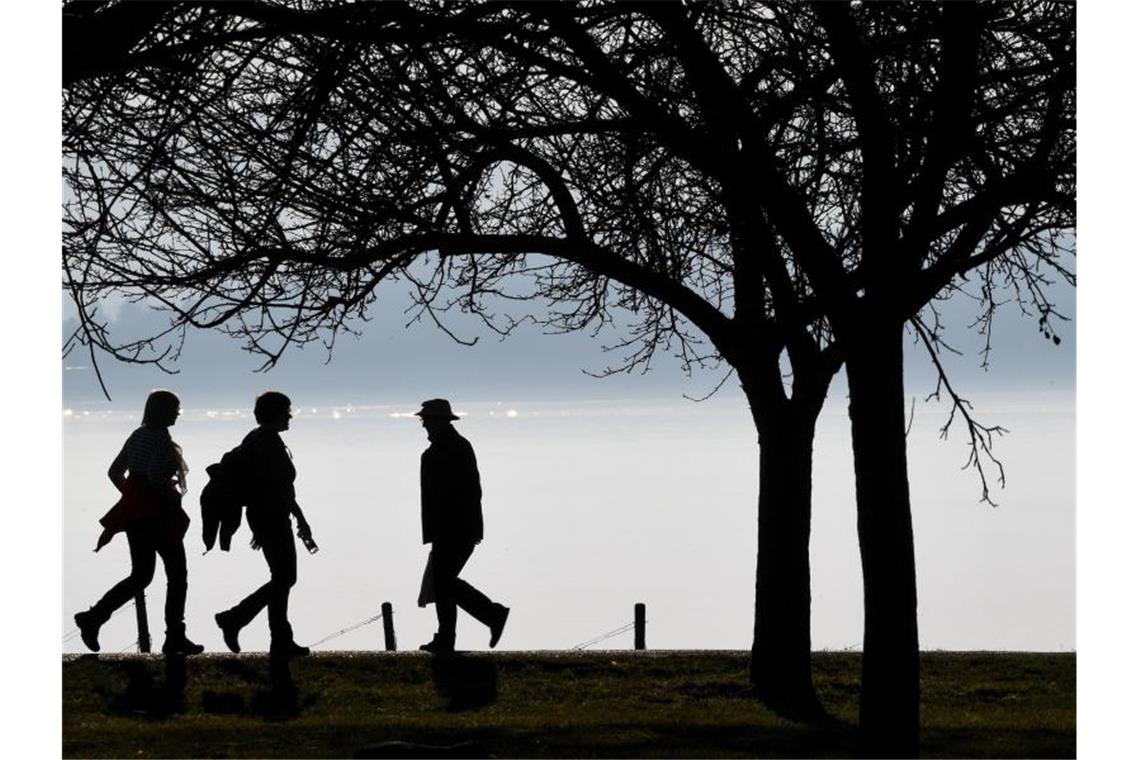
[63, 393, 1074, 654]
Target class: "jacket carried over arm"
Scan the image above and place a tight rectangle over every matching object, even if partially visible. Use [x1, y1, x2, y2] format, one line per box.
[97, 425, 188, 550]
[420, 427, 483, 545]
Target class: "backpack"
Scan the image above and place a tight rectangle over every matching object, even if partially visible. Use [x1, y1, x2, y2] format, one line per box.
[200, 444, 252, 552]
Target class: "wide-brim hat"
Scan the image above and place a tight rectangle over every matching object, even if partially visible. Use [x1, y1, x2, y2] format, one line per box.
[415, 398, 460, 421]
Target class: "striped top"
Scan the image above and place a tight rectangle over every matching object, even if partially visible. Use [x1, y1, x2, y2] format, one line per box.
[109, 425, 187, 494]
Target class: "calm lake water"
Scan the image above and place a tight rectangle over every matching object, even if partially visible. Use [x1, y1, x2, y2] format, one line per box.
[62, 394, 1074, 654]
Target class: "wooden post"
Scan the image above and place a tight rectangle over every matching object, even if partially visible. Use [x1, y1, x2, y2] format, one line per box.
[134, 590, 151, 653]
[381, 602, 396, 651]
[634, 603, 646, 650]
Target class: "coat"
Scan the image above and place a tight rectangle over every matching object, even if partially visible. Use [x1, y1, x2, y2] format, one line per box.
[199, 445, 249, 552]
[240, 426, 297, 537]
[420, 427, 483, 545]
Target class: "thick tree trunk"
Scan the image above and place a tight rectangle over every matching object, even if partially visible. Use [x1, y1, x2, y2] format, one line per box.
[740, 364, 828, 721]
[846, 322, 920, 758]
[750, 408, 823, 718]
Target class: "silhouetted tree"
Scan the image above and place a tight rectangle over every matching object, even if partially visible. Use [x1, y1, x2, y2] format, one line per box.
[63, 2, 1074, 754]
[63, 0, 840, 720]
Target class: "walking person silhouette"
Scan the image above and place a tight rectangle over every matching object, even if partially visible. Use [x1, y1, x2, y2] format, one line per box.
[74, 389, 204, 655]
[214, 391, 316, 657]
[414, 399, 509, 652]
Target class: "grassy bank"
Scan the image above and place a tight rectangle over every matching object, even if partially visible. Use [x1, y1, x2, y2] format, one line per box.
[62, 650, 1074, 758]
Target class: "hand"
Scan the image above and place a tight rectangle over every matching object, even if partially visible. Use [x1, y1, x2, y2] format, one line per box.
[250, 535, 261, 551]
[296, 519, 318, 554]
[296, 519, 312, 542]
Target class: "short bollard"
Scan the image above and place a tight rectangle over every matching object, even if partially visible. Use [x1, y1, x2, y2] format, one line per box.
[382, 602, 396, 651]
[634, 603, 646, 650]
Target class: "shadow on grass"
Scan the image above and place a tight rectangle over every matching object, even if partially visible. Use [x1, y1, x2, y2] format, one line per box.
[98, 654, 187, 719]
[429, 653, 498, 712]
[63, 652, 1075, 758]
[202, 653, 320, 720]
[88, 652, 319, 722]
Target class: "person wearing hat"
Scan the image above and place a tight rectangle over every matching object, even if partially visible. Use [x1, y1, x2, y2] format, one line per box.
[415, 398, 509, 652]
[74, 389, 204, 656]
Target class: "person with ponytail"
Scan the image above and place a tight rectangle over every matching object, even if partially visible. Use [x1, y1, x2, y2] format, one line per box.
[74, 389, 204, 656]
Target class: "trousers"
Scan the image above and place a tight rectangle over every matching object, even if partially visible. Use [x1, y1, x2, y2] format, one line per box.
[225, 519, 297, 643]
[431, 540, 497, 640]
[89, 521, 188, 634]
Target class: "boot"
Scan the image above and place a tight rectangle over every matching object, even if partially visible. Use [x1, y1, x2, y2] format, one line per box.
[488, 604, 510, 649]
[419, 634, 455, 653]
[215, 611, 242, 653]
[74, 610, 101, 653]
[270, 640, 310, 658]
[162, 629, 205, 656]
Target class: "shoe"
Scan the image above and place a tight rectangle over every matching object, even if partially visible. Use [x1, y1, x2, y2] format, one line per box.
[270, 640, 310, 658]
[74, 611, 101, 653]
[419, 635, 455, 653]
[215, 611, 241, 653]
[162, 633, 205, 656]
[489, 604, 510, 649]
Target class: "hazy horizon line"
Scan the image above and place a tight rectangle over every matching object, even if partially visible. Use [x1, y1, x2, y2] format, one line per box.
[61, 388, 1076, 419]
